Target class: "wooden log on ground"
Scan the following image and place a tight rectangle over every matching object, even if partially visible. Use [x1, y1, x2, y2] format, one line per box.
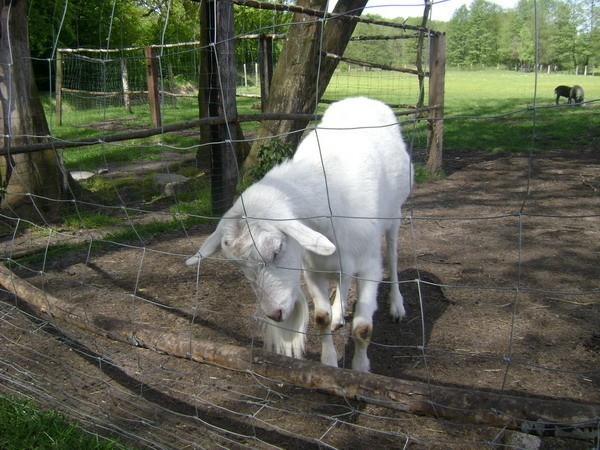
[0, 263, 597, 440]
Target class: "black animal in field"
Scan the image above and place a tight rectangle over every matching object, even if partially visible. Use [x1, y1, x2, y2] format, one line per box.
[554, 84, 585, 105]
[554, 85, 571, 104]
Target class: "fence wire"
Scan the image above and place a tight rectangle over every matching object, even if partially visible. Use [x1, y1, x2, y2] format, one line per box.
[0, 2, 599, 449]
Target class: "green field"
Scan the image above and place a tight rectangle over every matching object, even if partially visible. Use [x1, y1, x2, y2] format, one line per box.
[48, 69, 599, 169]
[442, 70, 599, 154]
[36, 69, 600, 228]
[327, 69, 599, 154]
[326, 68, 599, 114]
[445, 70, 597, 113]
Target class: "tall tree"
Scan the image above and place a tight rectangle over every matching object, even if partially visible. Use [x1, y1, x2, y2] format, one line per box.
[234, 3, 291, 65]
[468, 0, 501, 65]
[548, 1, 579, 68]
[447, 5, 470, 66]
[241, 0, 369, 174]
[1, 0, 71, 221]
[344, 14, 397, 66]
[447, 0, 502, 67]
[569, 0, 596, 69]
[28, 0, 147, 53]
[136, 0, 202, 44]
[496, 9, 521, 67]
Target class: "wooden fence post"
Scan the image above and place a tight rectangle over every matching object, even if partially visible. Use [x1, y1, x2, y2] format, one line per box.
[145, 46, 162, 127]
[55, 50, 63, 126]
[199, 0, 238, 214]
[121, 58, 132, 114]
[258, 34, 274, 112]
[426, 33, 446, 174]
[415, 0, 432, 109]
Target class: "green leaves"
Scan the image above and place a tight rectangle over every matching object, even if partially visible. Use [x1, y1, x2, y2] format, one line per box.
[446, 0, 598, 70]
[239, 139, 294, 191]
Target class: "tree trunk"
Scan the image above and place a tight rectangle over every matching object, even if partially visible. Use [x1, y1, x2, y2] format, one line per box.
[0, 0, 71, 221]
[241, 0, 368, 175]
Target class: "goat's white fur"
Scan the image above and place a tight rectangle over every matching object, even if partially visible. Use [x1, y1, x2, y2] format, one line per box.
[187, 97, 413, 372]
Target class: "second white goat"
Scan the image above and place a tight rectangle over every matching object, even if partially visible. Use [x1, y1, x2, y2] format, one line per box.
[186, 97, 413, 372]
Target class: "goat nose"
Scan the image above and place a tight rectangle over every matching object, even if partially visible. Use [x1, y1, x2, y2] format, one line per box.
[267, 309, 283, 322]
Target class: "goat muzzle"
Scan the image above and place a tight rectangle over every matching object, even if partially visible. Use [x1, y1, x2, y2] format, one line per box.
[266, 309, 283, 322]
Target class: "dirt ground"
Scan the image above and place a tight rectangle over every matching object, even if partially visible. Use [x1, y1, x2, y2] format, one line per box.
[0, 146, 598, 449]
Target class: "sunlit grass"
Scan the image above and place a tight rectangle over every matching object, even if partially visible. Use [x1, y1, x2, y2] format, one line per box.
[328, 68, 599, 154]
[41, 68, 599, 187]
[0, 393, 125, 449]
[444, 70, 599, 114]
[440, 70, 599, 154]
[62, 211, 122, 229]
[327, 70, 422, 106]
[42, 94, 260, 172]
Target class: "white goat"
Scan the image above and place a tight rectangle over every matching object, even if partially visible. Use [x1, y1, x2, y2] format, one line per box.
[186, 97, 413, 372]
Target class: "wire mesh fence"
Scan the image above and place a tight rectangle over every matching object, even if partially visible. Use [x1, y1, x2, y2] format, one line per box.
[0, 1, 598, 449]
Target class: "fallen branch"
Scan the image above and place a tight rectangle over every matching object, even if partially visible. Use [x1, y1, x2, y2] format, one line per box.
[0, 263, 597, 440]
[580, 174, 598, 191]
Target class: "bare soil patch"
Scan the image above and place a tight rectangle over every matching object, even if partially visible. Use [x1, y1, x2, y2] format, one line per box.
[1, 147, 598, 448]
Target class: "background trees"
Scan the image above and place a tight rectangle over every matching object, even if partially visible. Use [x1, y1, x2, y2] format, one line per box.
[446, 0, 598, 71]
[27, 0, 597, 75]
[28, 0, 200, 52]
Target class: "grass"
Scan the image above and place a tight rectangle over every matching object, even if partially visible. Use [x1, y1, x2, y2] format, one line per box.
[47, 68, 599, 167]
[43, 95, 260, 171]
[328, 69, 599, 156]
[0, 393, 125, 449]
[33, 67, 598, 243]
[440, 70, 600, 154]
[36, 68, 600, 215]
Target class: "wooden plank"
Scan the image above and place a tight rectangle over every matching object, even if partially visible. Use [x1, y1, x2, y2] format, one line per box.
[145, 46, 162, 127]
[230, 0, 439, 36]
[258, 34, 274, 112]
[322, 51, 426, 76]
[55, 50, 63, 126]
[426, 34, 446, 174]
[1, 108, 435, 157]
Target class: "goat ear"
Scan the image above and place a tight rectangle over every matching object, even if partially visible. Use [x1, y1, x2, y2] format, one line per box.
[280, 221, 336, 256]
[185, 224, 224, 266]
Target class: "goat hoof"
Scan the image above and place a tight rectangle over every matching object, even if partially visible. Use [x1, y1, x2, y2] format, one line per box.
[331, 321, 344, 331]
[314, 310, 331, 328]
[353, 324, 372, 341]
[351, 358, 370, 373]
[390, 305, 406, 322]
[321, 353, 338, 367]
